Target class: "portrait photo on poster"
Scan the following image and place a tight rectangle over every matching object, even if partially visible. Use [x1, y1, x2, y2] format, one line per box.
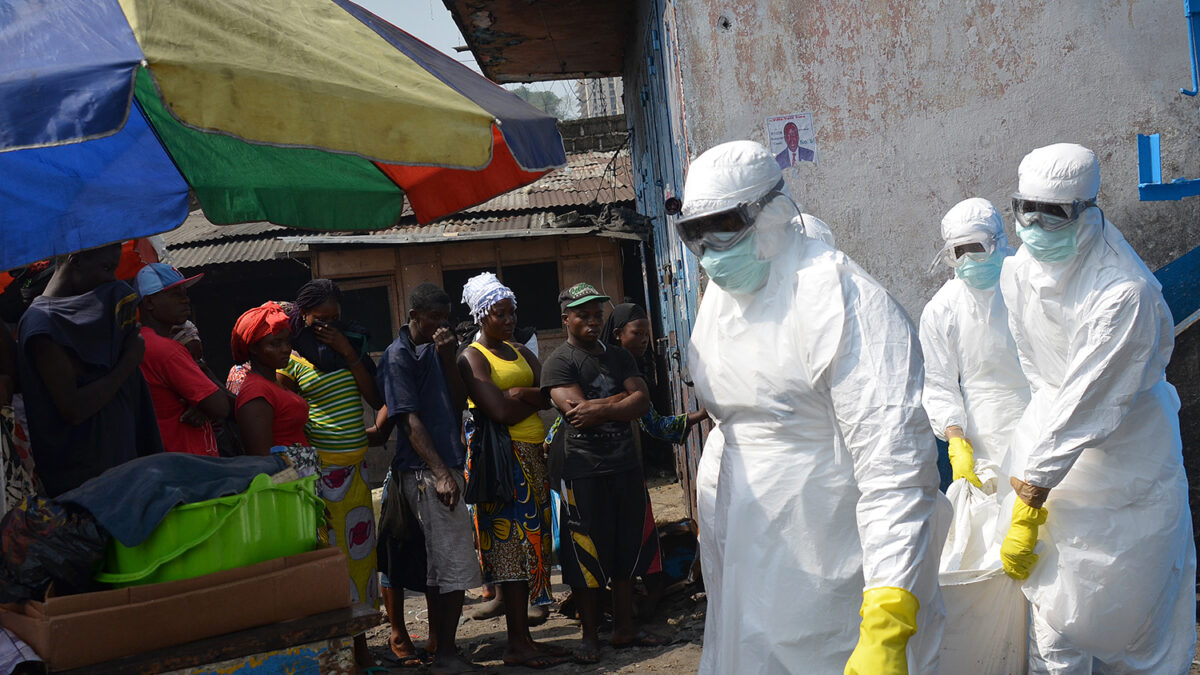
[766, 112, 817, 170]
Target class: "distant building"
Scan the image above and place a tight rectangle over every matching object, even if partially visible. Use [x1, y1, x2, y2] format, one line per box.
[576, 77, 623, 118]
[164, 116, 649, 376]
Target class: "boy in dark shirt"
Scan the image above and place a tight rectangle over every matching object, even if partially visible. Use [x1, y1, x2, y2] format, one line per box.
[375, 283, 480, 674]
[540, 283, 664, 663]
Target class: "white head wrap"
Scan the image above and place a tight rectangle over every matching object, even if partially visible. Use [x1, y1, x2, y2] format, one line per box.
[462, 272, 516, 322]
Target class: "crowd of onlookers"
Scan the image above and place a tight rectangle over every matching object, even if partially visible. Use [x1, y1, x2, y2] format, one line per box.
[0, 248, 705, 673]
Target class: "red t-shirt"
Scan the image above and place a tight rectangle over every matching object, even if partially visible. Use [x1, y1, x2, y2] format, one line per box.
[139, 326, 220, 456]
[235, 371, 309, 447]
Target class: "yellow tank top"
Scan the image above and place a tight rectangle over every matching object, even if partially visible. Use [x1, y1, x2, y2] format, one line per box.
[467, 341, 545, 443]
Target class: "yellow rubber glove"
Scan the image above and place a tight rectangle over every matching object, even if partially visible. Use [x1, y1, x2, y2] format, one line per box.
[1001, 495, 1048, 580]
[844, 587, 919, 675]
[947, 436, 983, 488]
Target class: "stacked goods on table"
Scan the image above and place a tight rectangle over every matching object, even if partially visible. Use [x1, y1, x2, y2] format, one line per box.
[1, 549, 351, 671]
[0, 453, 351, 671]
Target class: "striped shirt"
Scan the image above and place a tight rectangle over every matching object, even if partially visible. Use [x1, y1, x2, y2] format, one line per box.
[280, 353, 368, 452]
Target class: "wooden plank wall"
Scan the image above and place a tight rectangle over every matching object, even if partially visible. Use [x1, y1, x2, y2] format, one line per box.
[311, 235, 625, 347]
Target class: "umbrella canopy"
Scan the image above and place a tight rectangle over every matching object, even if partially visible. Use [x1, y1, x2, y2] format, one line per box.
[0, 0, 566, 270]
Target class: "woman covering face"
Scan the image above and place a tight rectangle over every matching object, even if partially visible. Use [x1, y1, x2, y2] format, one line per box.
[279, 278, 384, 611]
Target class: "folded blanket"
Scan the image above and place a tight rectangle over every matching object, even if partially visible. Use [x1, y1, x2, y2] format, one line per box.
[58, 453, 285, 547]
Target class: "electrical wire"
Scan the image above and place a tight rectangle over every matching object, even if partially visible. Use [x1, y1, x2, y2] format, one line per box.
[590, 135, 630, 204]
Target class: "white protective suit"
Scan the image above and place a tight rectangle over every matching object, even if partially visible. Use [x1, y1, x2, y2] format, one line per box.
[999, 144, 1195, 674]
[686, 142, 946, 674]
[919, 198, 1030, 486]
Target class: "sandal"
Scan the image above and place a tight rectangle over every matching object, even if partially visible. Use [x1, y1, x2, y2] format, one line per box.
[375, 648, 428, 668]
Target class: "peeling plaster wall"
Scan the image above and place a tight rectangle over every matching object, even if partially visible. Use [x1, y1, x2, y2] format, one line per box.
[673, 0, 1200, 315]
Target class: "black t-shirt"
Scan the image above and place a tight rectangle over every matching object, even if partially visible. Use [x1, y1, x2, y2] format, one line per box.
[540, 341, 642, 480]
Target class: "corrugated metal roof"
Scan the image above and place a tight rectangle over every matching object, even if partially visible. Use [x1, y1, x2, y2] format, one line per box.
[170, 237, 303, 270]
[460, 149, 633, 214]
[393, 149, 634, 218]
[284, 207, 648, 247]
[283, 226, 643, 247]
[161, 212, 293, 246]
[163, 148, 636, 268]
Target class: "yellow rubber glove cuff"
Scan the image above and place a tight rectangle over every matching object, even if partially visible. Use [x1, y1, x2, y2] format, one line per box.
[1001, 498, 1047, 580]
[946, 436, 982, 488]
[844, 586, 919, 675]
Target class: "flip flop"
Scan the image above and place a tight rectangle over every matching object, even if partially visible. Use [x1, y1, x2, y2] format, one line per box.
[611, 630, 670, 649]
[375, 648, 429, 668]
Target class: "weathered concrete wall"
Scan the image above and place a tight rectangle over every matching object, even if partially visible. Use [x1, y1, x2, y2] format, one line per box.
[673, 0, 1200, 314]
[558, 114, 628, 153]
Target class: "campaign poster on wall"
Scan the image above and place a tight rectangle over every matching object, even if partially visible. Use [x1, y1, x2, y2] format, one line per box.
[766, 112, 816, 169]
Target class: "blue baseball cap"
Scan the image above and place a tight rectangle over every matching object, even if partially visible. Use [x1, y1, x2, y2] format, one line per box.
[135, 263, 203, 298]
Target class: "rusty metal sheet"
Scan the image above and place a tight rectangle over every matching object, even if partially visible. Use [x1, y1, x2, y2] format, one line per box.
[169, 238, 304, 269]
[445, 0, 633, 82]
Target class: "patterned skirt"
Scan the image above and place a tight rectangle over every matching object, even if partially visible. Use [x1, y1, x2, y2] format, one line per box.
[316, 447, 379, 609]
[1, 405, 38, 517]
[472, 440, 553, 605]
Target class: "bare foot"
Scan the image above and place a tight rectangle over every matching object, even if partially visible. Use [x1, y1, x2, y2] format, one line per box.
[502, 635, 571, 667]
[467, 596, 504, 620]
[390, 630, 424, 664]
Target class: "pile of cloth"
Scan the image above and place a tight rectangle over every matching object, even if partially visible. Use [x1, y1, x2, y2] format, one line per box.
[0, 453, 287, 603]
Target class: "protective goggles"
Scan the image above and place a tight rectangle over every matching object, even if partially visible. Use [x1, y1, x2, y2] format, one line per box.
[1011, 196, 1095, 232]
[928, 235, 996, 272]
[674, 180, 786, 256]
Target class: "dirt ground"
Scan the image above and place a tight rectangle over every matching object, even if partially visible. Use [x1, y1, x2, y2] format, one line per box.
[364, 477, 1200, 674]
[365, 477, 705, 674]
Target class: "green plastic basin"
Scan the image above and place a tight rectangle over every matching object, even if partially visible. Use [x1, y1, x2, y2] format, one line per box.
[95, 473, 323, 588]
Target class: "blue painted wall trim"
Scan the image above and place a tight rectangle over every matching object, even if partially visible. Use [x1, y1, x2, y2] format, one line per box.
[1155, 243, 1200, 331]
[1137, 134, 1200, 201]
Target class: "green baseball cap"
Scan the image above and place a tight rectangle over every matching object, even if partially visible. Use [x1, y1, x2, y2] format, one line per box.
[558, 282, 610, 311]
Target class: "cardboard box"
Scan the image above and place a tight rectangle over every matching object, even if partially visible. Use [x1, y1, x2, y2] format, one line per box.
[0, 547, 350, 671]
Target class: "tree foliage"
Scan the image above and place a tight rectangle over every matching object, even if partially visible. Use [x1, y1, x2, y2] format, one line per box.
[511, 85, 565, 118]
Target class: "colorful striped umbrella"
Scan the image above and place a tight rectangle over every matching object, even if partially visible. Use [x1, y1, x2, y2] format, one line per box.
[0, 0, 566, 270]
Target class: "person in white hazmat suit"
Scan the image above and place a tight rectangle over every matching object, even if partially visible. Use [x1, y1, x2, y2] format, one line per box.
[920, 198, 1030, 490]
[999, 143, 1195, 674]
[678, 140, 945, 675]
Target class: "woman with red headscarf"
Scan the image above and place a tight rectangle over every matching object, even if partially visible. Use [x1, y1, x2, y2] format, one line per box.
[231, 303, 308, 455]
